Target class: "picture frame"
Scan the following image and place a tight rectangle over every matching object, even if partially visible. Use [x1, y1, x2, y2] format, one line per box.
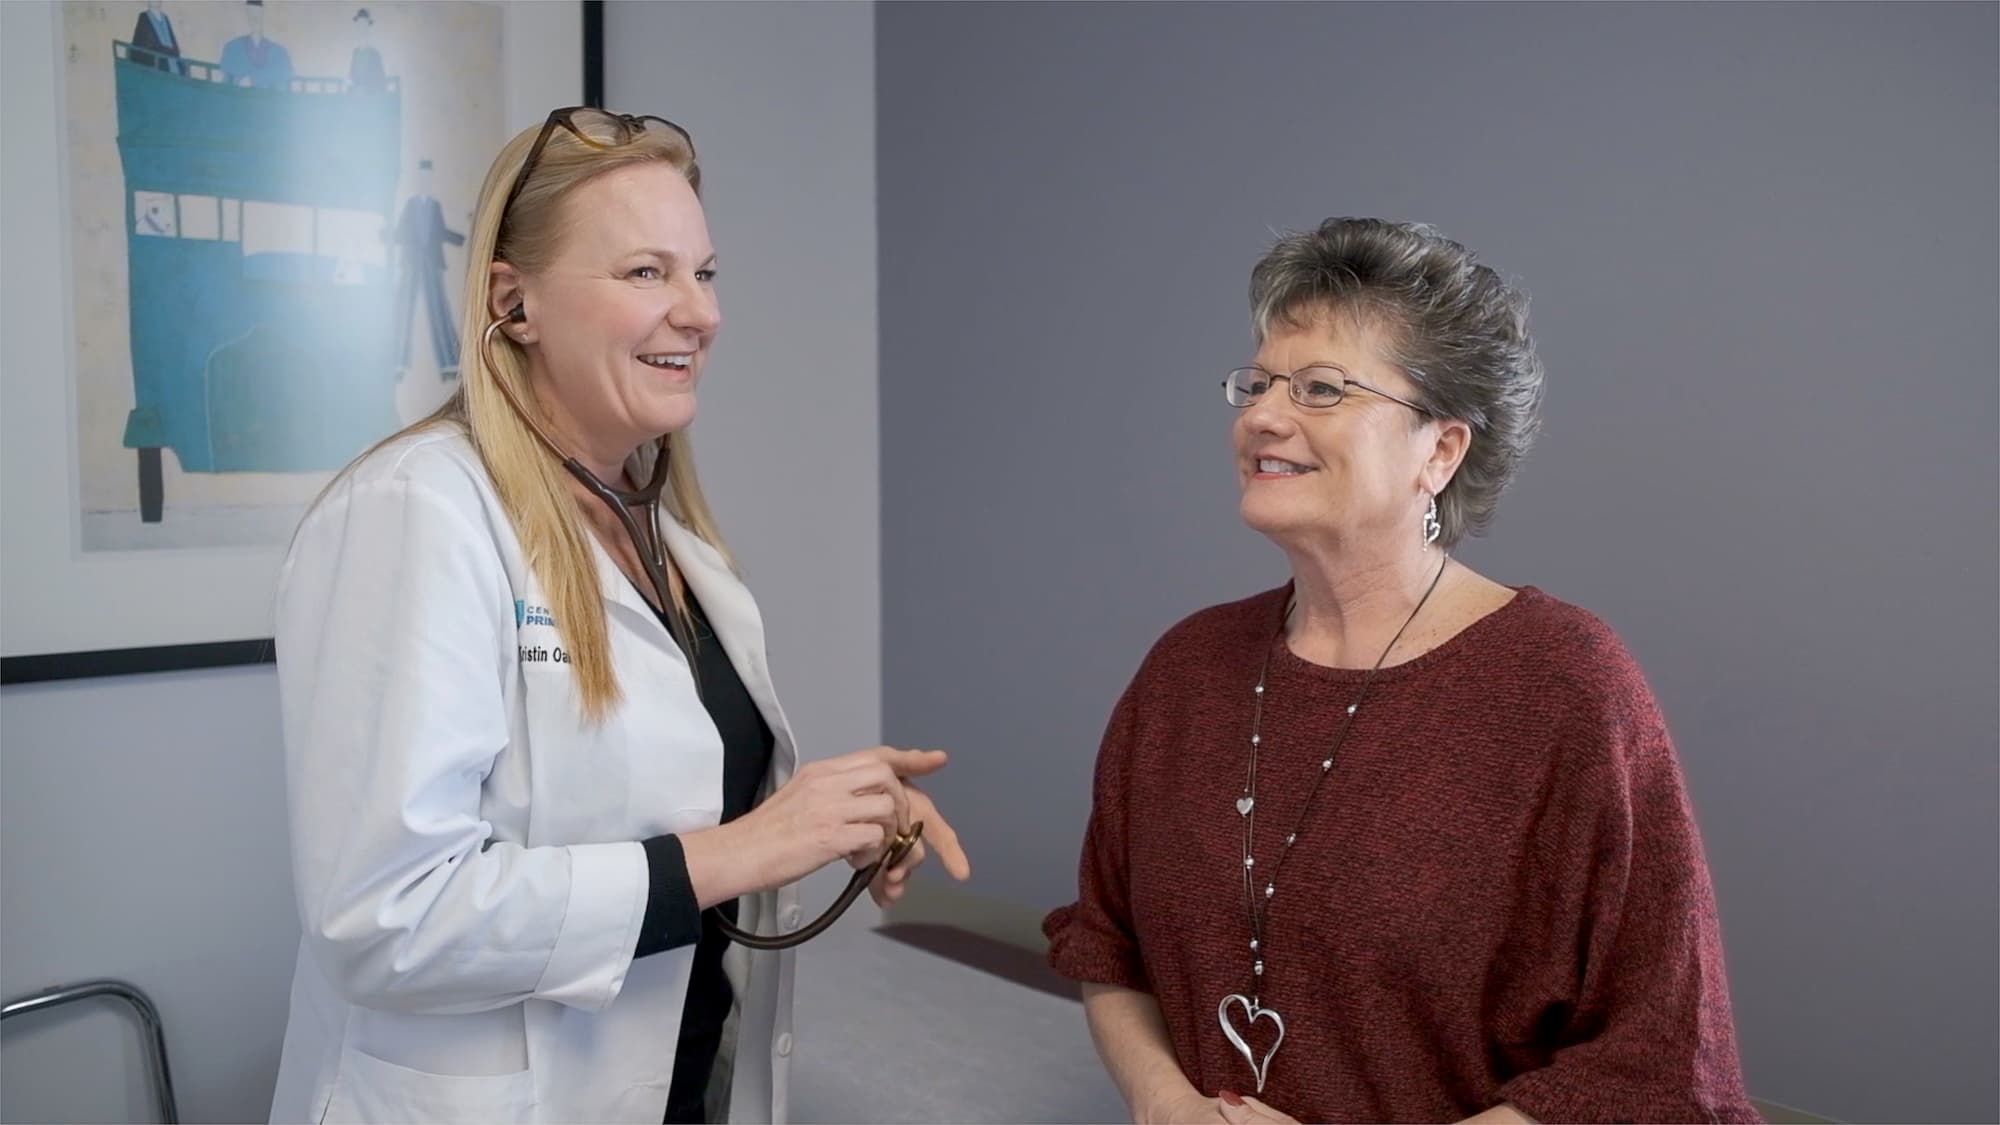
[1, 0, 602, 684]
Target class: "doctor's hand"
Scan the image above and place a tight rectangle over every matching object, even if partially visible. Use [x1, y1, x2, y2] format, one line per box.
[856, 776, 971, 907]
[730, 746, 948, 893]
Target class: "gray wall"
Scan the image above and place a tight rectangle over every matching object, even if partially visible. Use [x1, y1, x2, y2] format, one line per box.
[0, 669, 296, 1124]
[877, 4, 1998, 1122]
[603, 0, 885, 921]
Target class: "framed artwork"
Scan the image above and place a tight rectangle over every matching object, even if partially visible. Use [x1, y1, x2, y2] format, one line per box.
[1, 0, 601, 683]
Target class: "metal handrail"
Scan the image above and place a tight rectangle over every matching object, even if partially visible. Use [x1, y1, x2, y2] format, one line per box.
[113, 40, 402, 94]
[1, 979, 179, 1123]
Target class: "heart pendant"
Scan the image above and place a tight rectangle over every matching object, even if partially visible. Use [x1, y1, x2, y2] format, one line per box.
[1235, 796, 1255, 816]
[1217, 993, 1284, 1094]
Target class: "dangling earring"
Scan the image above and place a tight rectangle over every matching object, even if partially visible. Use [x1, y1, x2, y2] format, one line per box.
[1422, 493, 1442, 547]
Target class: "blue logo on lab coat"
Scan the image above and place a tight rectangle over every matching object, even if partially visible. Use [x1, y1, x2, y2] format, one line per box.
[515, 600, 555, 628]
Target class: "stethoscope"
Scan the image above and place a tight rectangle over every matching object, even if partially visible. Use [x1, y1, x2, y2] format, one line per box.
[482, 307, 920, 950]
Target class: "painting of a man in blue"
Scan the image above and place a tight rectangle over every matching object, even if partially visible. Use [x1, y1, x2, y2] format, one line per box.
[394, 158, 465, 380]
[219, 0, 293, 90]
[65, 1, 502, 549]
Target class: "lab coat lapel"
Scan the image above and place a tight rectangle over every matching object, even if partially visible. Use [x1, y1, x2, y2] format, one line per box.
[657, 515, 797, 774]
[588, 532, 689, 664]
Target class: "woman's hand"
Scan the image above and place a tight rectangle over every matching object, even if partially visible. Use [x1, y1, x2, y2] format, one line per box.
[1216, 1091, 1301, 1125]
[729, 746, 947, 892]
[854, 776, 972, 906]
[1458, 1105, 1536, 1123]
[1135, 1088, 1228, 1123]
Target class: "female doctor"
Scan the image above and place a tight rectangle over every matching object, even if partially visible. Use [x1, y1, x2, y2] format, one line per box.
[267, 108, 969, 1124]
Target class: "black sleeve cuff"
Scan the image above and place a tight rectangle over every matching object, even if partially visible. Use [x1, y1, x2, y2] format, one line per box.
[635, 834, 705, 957]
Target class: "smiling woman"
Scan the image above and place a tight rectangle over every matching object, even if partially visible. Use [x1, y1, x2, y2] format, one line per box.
[490, 162, 716, 491]
[1045, 218, 1761, 1125]
[264, 106, 971, 1125]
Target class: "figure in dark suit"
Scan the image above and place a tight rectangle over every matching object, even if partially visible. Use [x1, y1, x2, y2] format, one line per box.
[393, 160, 465, 379]
[219, 0, 295, 90]
[130, 0, 183, 74]
[348, 8, 386, 94]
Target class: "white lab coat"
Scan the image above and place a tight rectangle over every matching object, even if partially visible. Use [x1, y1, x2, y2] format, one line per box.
[266, 428, 800, 1124]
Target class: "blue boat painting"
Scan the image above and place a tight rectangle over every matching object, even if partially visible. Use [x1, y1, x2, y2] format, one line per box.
[63, 2, 501, 550]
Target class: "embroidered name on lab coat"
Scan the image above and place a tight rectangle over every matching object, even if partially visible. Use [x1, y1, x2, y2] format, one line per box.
[515, 601, 568, 663]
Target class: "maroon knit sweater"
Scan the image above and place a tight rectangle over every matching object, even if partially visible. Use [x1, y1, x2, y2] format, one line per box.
[1044, 585, 1759, 1124]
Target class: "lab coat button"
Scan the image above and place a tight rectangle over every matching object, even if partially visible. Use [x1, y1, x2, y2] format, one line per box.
[776, 1033, 793, 1057]
[781, 905, 802, 930]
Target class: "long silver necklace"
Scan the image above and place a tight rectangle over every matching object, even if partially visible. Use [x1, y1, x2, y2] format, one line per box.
[1218, 553, 1450, 1094]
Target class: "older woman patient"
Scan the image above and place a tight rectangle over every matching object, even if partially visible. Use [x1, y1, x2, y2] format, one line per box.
[1044, 219, 1759, 1124]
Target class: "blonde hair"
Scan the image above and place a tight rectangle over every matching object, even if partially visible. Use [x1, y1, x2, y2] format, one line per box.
[385, 110, 731, 721]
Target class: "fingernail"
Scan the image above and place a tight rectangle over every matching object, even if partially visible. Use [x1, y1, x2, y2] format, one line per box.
[1219, 1089, 1243, 1107]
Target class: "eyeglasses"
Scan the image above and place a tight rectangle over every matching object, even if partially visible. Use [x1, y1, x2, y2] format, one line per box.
[1222, 365, 1430, 414]
[501, 106, 696, 223]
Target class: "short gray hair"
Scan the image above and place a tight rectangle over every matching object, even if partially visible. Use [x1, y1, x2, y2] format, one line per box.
[1249, 218, 1545, 548]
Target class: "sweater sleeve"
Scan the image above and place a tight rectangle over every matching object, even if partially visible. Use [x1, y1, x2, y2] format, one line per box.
[634, 834, 706, 957]
[1042, 679, 1152, 992]
[1497, 639, 1761, 1124]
